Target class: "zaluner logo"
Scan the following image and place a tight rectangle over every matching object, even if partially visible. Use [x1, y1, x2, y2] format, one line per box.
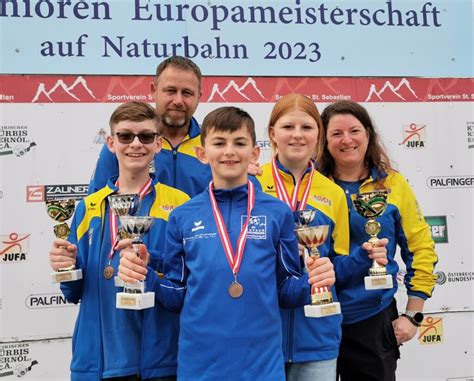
[26, 184, 88, 202]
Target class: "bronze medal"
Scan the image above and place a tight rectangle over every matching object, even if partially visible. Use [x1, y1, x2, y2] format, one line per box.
[228, 281, 244, 298]
[103, 265, 114, 279]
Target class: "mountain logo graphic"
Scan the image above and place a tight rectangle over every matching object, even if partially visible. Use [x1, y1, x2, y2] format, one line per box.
[365, 78, 419, 102]
[207, 77, 266, 102]
[32, 76, 96, 102]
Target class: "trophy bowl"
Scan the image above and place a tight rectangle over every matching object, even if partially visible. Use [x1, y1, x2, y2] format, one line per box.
[119, 216, 154, 240]
[108, 194, 140, 217]
[295, 225, 329, 255]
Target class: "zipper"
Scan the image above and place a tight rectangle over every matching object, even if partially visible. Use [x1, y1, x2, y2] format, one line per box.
[97, 196, 107, 379]
[287, 309, 295, 363]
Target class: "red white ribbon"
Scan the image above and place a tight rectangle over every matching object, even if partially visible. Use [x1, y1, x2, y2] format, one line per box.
[271, 157, 315, 211]
[209, 180, 255, 276]
[108, 178, 153, 261]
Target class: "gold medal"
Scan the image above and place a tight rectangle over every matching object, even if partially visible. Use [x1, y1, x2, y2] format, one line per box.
[103, 265, 114, 279]
[228, 281, 244, 298]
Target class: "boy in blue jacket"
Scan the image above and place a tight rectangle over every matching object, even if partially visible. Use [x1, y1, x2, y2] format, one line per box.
[49, 101, 189, 381]
[118, 106, 333, 381]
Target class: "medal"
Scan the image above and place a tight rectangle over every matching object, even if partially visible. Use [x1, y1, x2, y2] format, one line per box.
[228, 281, 244, 298]
[272, 157, 315, 211]
[103, 265, 114, 279]
[209, 180, 255, 299]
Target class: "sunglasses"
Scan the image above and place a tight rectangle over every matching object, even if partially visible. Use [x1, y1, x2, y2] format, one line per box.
[114, 132, 158, 144]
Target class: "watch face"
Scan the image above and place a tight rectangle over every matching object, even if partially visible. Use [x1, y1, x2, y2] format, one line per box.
[413, 312, 424, 323]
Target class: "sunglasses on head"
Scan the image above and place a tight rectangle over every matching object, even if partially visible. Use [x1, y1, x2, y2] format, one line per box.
[114, 132, 158, 144]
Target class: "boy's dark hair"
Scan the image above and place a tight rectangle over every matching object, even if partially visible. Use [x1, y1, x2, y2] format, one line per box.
[109, 101, 160, 134]
[155, 56, 202, 91]
[200, 107, 256, 146]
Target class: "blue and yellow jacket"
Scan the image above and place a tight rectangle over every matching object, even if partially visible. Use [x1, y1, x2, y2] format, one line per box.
[60, 176, 189, 380]
[89, 118, 212, 197]
[331, 167, 437, 324]
[254, 160, 350, 363]
[148, 184, 312, 381]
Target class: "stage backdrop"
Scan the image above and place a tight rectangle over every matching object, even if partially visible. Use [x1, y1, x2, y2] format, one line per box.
[1, 1, 473, 380]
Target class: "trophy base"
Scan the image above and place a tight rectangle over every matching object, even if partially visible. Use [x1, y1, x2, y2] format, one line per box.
[116, 291, 155, 310]
[304, 302, 341, 318]
[114, 276, 124, 287]
[364, 274, 393, 290]
[51, 269, 82, 283]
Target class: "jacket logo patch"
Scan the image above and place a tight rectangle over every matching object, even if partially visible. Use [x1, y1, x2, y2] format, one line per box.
[161, 205, 174, 212]
[191, 220, 205, 232]
[311, 195, 332, 207]
[242, 215, 267, 240]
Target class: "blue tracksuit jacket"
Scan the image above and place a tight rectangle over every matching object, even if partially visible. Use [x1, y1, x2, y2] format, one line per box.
[254, 160, 350, 363]
[147, 184, 312, 381]
[60, 176, 189, 380]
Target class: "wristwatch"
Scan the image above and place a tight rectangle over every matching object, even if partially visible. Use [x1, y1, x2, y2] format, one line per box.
[402, 311, 424, 327]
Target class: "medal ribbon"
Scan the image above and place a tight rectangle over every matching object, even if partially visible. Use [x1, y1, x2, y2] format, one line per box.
[107, 178, 153, 261]
[209, 180, 255, 277]
[271, 156, 315, 211]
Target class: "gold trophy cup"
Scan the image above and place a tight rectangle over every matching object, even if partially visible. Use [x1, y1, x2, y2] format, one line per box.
[46, 199, 82, 283]
[352, 190, 393, 290]
[115, 216, 155, 310]
[295, 210, 341, 318]
[108, 194, 140, 286]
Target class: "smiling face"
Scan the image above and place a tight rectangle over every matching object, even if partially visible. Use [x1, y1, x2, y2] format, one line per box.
[269, 109, 319, 168]
[326, 113, 369, 174]
[197, 125, 260, 189]
[150, 66, 201, 131]
[107, 119, 161, 176]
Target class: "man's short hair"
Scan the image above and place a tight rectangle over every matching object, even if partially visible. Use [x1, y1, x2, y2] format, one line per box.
[155, 56, 202, 91]
[109, 101, 160, 134]
[200, 106, 256, 146]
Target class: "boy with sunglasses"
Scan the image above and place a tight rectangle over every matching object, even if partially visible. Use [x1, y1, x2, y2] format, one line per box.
[118, 107, 327, 380]
[49, 101, 189, 381]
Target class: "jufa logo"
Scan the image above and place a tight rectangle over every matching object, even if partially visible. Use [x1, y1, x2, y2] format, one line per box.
[418, 316, 443, 345]
[0, 233, 30, 263]
[400, 123, 426, 148]
[425, 216, 448, 243]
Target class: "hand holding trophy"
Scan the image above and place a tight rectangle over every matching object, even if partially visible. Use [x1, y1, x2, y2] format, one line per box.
[115, 216, 155, 310]
[295, 210, 341, 318]
[46, 199, 82, 283]
[351, 190, 393, 290]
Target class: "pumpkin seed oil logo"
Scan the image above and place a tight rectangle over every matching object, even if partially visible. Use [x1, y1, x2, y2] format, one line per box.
[0, 125, 37, 157]
[400, 123, 426, 149]
[0, 343, 39, 377]
[425, 216, 448, 243]
[0, 233, 30, 263]
[418, 316, 443, 345]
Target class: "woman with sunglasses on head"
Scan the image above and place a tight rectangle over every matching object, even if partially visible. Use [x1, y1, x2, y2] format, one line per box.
[253, 94, 388, 381]
[319, 100, 437, 381]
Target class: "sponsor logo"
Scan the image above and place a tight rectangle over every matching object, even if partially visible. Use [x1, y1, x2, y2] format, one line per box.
[26, 184, 88, 202]
[191, 220, 205, 232]
[161, 205, 175, 212]
[427, 176, 474, 189]
[93, 128, 107, 144]
[0, 125, 37, 157]
[467, 121, 474, 149]
[425, 216, 448, 243]
[400, 123, 426, 148]
[265, 185, 276, 193]
[365, 78, 419, 102]
[25, 293, 76, 309]
[0, 233, 30, 263]
[435, 270, 473, 285]
[256, 140, 271, 149]
[207, 77, 266, 102]
[244, 215, 267, 240]
[32, 76, 96, 103]
[418, 316, 443, 345]
[311, 194, 332, 207]
[0, 343, 38, 377]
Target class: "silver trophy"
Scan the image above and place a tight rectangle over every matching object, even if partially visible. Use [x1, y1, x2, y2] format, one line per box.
[295, 210, 341, 318]
[352, 191, 393, 290]
[107, 194, 139, 284]
[116, 216, 155, 310]
[46, 199, 82, 283]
